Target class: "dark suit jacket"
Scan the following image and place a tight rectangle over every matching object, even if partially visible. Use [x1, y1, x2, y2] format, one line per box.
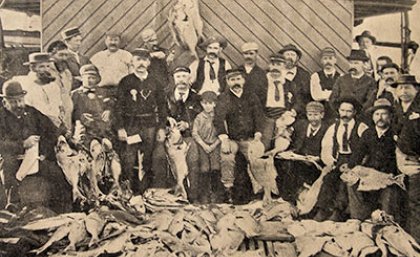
[66, 53, 91, 90]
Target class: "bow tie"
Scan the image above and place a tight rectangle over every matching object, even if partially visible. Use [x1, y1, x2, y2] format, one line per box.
[82, 88, 96, 93]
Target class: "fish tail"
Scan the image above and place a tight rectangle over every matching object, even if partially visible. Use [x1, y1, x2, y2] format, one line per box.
[393, 174, 406, 191]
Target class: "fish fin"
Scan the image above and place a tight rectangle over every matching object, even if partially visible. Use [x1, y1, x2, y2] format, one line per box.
[393, 174, 406, 191]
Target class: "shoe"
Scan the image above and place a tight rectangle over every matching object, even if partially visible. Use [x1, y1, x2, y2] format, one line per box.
[313, 209, 331, 222]
[328, 210, 343, 222]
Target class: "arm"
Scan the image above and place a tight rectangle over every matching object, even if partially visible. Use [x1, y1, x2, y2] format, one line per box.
[329, 77, 341, 112]
[214, 96, 229, 138]
[362, 79, 378, 112]
[189, 60, 199, 84]
[310, 72, 331, 101]
[155, 80, 168, 129]
[192, 115, 208, 148]
[320, 125, 336, 167]
[224, 60, 232, 70]
[252, 94, 266, 135]
[348, 132, 369, 168]
[113, 78, 127, 130]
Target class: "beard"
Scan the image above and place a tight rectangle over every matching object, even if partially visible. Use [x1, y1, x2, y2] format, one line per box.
[348, 68, 357, 74]
[207, 52, 218, 59]
[37, 71, 56, 84]
[285, 59, 295, 69]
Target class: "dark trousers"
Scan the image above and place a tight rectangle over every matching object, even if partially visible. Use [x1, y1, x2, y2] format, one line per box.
[232, 150, 254, 204]
[198, 171, 226, 204]
[407, 172, 420, 242]
[275, 159, 298, 204]
[118, 127, 156, 194]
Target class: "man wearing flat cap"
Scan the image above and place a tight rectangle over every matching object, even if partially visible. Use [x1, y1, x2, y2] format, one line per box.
[238, 42, 267, 95]
[310, 47, 341, 123]
[372, 62, 400, 104]
[90, 32, 132, 89]
[317, 96, 368, 221]
[190, 36, 232, 95]
[391, 75, 420, 241]
[355, 30, 378, 78]
[61, 27, 91, 89]
[329, 49, 377, 116]
[0, 80, 72, 213]
[214, 68, 265, 204]
[13, 53, 67, 130]
[279, 44, 312, 108]
[343, 98, 401, 221]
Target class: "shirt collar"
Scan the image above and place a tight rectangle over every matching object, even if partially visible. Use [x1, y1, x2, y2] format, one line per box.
[134, 71, 148, 81]
[230, 88, 243, 98]
[204, 56, 219, 64]
[340, 118, 355, 128]
[375, 127, 389, 138]
[323, 68, 336, 76]
[307, 124, 321, 137]
[68, 48, 79, 56]
[351, 72, 365, 79]
[174, 89, 189, 102]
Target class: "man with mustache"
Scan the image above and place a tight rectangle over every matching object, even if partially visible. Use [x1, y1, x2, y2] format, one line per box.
[238, 42, 267, 96]
[12, 53, 66, 130]
[391, 75, 420, 241]
[375, 56, 393, 79]
[355, 30, 378, 79]
[329, 50, 376, 115]
[310, 47, 341, 123]
[214, 68, 265, 204]
[374, 63, 400, 104]
[114, 48, 167, 194]
[90, 32, 132, 89]
[278, 44, 311, 110]
[165, 66, 202, 203]
[61, 27, 91, 90]
[0, 80, 72, 213]
[47, 40, 74, 131]
[345, 98, 400, 221]
[315, 97, 368, 221]
[190, 36, 231, 95]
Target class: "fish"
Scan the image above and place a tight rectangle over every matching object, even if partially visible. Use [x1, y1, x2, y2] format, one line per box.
[88, 139, 106, 197]
[31, 222, 72, 255]
[64, 220, 87, 252]
[102, 138, 122, 192]
[295, 236, 331, 257]
[269, 111, 296, 154]
[76, 232, 130, 257]
[296, 165, 332, 215]
[165, 119, 190, 199]
[276, 151, 323, 171]
[55, 136, 89, 202]
[339, 164, 406, 191]
[85, 212, 105, 247]
[379, 225, 420, 257]
[22, 212, 86, 230]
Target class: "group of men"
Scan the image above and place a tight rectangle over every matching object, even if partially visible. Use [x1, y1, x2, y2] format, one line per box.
[0, 27, 419, 241]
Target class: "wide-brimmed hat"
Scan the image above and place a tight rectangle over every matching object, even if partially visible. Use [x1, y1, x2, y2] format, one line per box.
[23, 53, 53, 65]
[366, 98, 393, 114]
[278, 44, 302, 59]
[335, 96, 362, 113]
[131, 48, 151, 59]
[199, 36, 228, 50]
[346, 49, 369, 62]
[355, 30, 376, 44]
[61, 27, 82, 41]
[390, 74, 420, 88]
[0, 81, 27, 99]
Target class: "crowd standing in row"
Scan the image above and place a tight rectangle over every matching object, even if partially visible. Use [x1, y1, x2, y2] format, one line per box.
[0, 27, 419, 242]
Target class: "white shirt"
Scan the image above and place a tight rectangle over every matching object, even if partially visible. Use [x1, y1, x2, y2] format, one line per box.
[266, 74, 285, 108]
[13, 72, 63, 128]
[174, 89, 189, 102]
[230, 88, 243, 98]
[306, 124, 322, 137]
[90, 49, 132, 86]
[133, 71, 148, 81]
[321, 119, 368, 166]
[189, 56, 231, 95]
[375, 127, 389, 139]
[243, 64, 255, 74]
[310, 69, 337, 101]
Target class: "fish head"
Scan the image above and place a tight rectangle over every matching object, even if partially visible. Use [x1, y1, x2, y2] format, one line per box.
[101, 138, 113, 152]
[90, 139, 104, 159]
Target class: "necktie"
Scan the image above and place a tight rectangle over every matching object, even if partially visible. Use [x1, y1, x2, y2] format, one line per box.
[342, 123, 349, 152]
[178, 92, 185, 102]
[274, 81, 281, 101]
[207, 61, 216, 81]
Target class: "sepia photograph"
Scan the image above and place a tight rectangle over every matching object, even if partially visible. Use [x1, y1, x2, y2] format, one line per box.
[0, 0, 419, 256]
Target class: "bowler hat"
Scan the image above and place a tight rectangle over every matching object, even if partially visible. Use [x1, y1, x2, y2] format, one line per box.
[278, 44, 302, 59]
[380, 63, 400, 72]
[131, 48, 151, 59]
[0, 81, 27, 99]
[355, 30, 376, 44]
[390, 74, 420, 88]
[23, 53, 53, 65]
[61, 27, 82, 41]
[346, 49, 369, 62]
[366, 98, 393, 114]
[199, 36, 228, 50]
[335, 96, 362, 112]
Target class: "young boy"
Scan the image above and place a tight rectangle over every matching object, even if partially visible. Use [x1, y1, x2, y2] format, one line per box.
[192, 91, 223, 203]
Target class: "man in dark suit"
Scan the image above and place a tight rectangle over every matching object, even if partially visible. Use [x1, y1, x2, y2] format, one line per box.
[373, 63, 400, 104]
[61, 27, 91, 90]
[279, 44, 311, 110]
[238, 42, 267, 96]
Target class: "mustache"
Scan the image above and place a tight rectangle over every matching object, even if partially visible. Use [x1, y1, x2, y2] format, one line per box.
[245, 57, 254, 62]
[207, 52, 218, 58]
[37, 71, 55, 83]
[324, 62, 333, 67]
[340, 115, 352, 120]
[385, 78, 395, 83]
[231, 83, 242, 89]
[109, 44, 118, 48]
[270, 68, 281, 73]
[348, 68, 357, 73]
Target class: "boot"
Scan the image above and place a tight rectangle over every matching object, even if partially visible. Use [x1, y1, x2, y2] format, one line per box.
[313, 209, 331, 222]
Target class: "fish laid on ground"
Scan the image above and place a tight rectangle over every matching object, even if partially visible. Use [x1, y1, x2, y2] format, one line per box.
[65, 220, 87, 252]
[247, 138, 278, 205]
[22, 212, 86, 230]
[379, 225, 420, 257]
[340, 164, 406, 191]
[297, 165, 332, 215]
[31, 222, 72, 255]
[85, 212, 105, 247]
[77, 231, 131, 257]
[295, 236, 331, 257]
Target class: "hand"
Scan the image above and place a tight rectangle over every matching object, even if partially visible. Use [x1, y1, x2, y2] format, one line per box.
[202, 144, 213, 154]
[166, 51, 175, 64]
[23, 135, 40, 149]
[156, 128, 166, 143]
[254, 132, 262, 141]
[118, 129, 128, 141]
[221, 139, 231, 154]
[177, 121, 189, 131]
[150, 51, 166, 59]
[81, 113, 94, 123]
[102, 110, 111, 122]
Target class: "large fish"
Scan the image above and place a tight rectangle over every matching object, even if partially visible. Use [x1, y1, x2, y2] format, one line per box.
[85, 211, 106, 247]
[88, 139, 106, 197]
[165, 118, 190, 199]
[101, 138, 122, 193]
[377, 225, 420, 257]
[31, 222, 72, 255]
[296, 165, 332, 215]
[55, 136, 89, 202]
[269, 111, 296, 155]
[64, 220, 87, 252]
[339, 164, 406, 191]
[247, 137, 278, 205]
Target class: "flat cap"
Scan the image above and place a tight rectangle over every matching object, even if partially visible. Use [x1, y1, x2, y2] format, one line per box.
[241, 42, 259, 52]
[61, 27, 81, 40]
[306, 101, 325, 113]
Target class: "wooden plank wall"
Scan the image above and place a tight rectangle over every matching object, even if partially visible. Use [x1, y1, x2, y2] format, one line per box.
[42, 0, 353, 73]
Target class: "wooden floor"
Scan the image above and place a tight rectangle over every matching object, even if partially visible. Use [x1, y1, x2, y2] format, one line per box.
[42, 0, 353, 73]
